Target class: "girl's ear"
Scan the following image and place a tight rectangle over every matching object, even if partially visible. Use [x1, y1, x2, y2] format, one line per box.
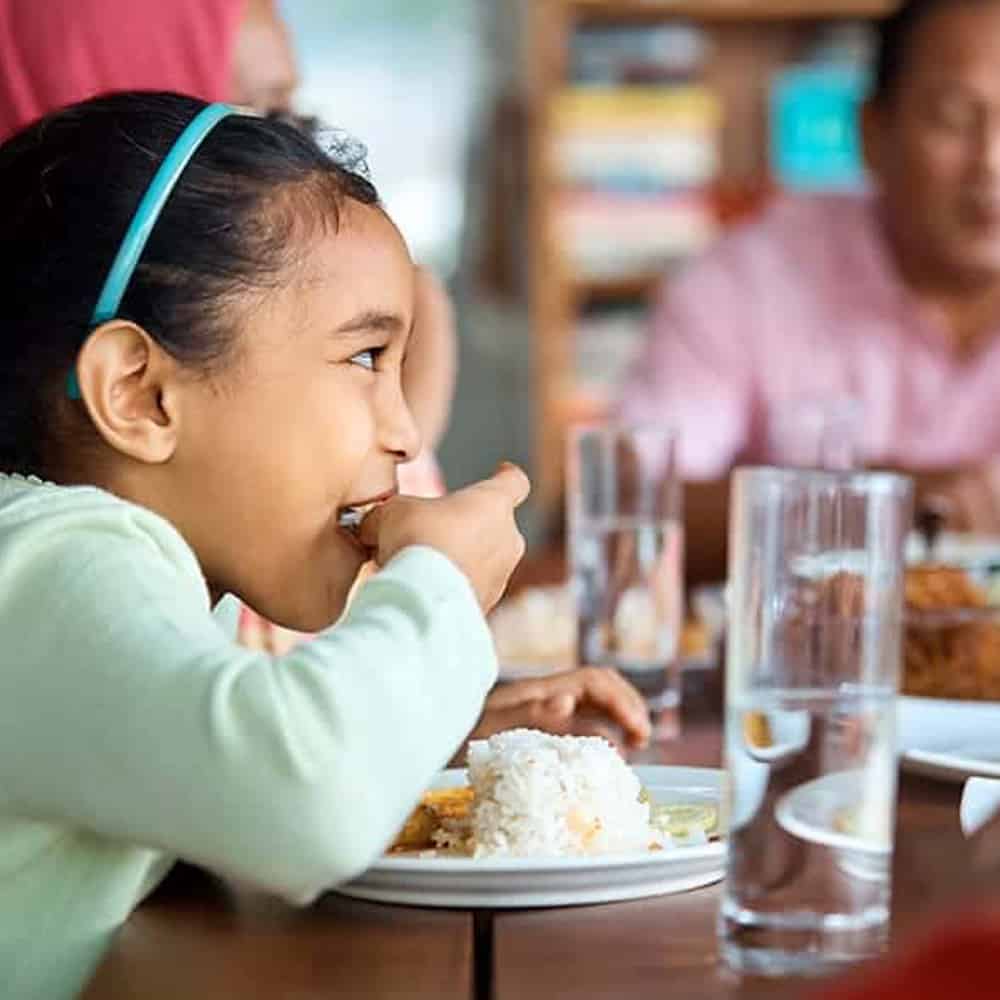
[74, 321, 182, 464]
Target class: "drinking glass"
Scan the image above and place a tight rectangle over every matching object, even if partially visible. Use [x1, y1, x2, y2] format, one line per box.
[766, 396, 862, 471]
[719, 467, 912, 976]
[567, 423, 683, 719]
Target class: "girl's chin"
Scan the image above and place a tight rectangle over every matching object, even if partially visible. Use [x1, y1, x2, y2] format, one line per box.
[232, 543, 374, 635]
[292, 563, 374, 633]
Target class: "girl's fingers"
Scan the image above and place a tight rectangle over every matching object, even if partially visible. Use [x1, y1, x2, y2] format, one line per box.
[572, 667, 651, 748]
[483, 678, 553, 710]
[483, 669, 651, 748]
[472, 694, 577, 740]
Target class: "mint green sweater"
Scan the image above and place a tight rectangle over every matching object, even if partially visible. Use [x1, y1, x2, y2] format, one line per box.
[0, 475, 497, 998]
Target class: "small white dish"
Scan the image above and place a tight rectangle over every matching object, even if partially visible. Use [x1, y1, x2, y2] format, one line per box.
[774, 770, 891, 884]
[336, 765, 725, 908]
[775, 770, 891, 856]
[961, 778, 1000, 836]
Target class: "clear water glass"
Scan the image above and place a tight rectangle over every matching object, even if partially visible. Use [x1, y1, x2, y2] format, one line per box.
[567, 423, 683, 722]
[719, 467, 912, 976]
[766, 396, 862, 471]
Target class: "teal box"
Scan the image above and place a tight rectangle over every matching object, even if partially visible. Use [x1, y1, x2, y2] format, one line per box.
[770, 65, 869, 191]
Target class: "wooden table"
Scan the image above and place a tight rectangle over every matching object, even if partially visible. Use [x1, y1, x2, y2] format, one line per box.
[82, 867, 474, 1000]
[84, 713, 967, 1000]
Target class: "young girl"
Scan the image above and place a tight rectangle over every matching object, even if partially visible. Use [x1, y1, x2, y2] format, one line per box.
[0, 92, 647, 997]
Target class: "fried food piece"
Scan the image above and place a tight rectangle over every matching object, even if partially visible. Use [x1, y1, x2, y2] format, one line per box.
[650, 803, 719, 839]
[903, 564, 1000, 700]
[744, 711, 773, 749]
[390, 787, 475, 852]
[422, 787, 474, 821]
[392, 804, 438, 851]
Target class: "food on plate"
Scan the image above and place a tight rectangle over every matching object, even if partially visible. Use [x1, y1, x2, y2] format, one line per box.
[389, 729, 717, 858]
[649, 802, 718, 840]
[779, 562, 1000, 702]
[489, 584, 717, 678]
[391, 788, 473, 851]
[903, 564, 1000, 701]
[488, 586, 575, 675]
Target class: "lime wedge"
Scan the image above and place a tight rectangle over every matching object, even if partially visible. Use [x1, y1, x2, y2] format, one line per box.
[650, 802, 718, 839]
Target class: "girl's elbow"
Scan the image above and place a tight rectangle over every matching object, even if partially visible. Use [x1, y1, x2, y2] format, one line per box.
[253, 808, 391, 904]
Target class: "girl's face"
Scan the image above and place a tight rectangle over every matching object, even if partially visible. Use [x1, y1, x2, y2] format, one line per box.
[170, 201, 420, 630]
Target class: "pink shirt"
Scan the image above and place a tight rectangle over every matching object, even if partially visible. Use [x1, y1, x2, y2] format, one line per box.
[620, 193, 1000, 479]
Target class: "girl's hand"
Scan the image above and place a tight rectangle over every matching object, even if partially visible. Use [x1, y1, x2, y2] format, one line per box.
[466, 667, 652, 754]
[359, 463, 529, 613]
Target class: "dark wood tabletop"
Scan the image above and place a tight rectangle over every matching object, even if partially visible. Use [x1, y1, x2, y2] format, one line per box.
[491, 771, 965, 1000]
[82, 867, 474, 999]
[83, 703, 970, 1000]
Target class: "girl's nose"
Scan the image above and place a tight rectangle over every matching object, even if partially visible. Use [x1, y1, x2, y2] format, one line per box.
[378, 377, 421, 463]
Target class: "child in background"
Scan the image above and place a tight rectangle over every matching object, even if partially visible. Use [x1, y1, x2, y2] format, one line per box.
[0, 92, 647, 998]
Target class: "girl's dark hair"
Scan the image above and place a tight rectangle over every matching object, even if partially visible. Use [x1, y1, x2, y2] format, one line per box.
[0, 90, 379, 475]
[874, 0, 990, 100]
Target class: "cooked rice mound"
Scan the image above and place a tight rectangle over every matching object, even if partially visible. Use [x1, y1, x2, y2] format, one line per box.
[466, 729, 652, 858]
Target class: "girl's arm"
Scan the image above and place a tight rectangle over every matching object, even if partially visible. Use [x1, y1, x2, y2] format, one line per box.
[0, 528, 495, 905]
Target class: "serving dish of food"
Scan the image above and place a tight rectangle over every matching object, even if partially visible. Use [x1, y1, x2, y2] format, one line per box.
[898, 562, 1000, 780]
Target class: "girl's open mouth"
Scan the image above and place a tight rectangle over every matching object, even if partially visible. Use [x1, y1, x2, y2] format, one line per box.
[336, 491, 395, 553]
[337, 502, 378, 538]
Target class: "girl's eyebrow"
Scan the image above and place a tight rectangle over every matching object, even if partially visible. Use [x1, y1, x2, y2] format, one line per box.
[334, 310, 406, 337]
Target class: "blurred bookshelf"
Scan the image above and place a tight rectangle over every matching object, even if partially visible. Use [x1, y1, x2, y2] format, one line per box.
[527, 0, 895, 514]
[570, 1, 894, 24]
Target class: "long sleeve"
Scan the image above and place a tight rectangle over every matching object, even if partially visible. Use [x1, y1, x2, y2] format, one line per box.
[0, 489, 496, 904]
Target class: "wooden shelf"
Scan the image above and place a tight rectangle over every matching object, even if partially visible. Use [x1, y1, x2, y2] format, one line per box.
[570, 0, 896, 25]
[572, 272, 661, 304]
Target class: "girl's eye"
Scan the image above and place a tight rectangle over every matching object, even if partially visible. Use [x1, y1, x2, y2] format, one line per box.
[350, 347, 383, 371]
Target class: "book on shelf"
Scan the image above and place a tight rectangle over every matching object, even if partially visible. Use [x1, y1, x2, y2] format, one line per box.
[770, 64, 870, 192]
[571, 23, 709, 85]
[558, 189, 717, 279]
[551, 83, 722, 281]
[557, 130, 718, 192]
[552, 85, 722, 130]
[769, 22, 874, 191]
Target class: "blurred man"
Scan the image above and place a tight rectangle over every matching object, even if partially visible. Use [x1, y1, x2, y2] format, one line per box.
[620, 0, 1000, 579]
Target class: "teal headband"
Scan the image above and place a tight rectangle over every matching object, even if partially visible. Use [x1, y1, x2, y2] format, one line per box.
[67, 102, 240, 399]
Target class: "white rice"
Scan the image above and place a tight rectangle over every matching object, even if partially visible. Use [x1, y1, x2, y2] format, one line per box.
[465, 729, 653, 858]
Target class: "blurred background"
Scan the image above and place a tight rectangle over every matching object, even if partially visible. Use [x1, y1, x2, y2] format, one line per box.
[281, 0, 881, 541]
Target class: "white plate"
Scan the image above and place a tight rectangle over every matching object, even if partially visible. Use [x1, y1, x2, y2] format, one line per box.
[336, 765, 725, 908]
[902, 746, 1000, 782]
[897, 696, 1000, 782]
[905, 531, 1000, 569]
[775, 771, 890, 855]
